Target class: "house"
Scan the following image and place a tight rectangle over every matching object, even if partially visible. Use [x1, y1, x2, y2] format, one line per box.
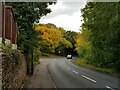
[0, 1, 18, 49]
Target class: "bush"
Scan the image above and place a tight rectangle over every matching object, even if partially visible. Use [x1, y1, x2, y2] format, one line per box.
[10, 50, 22, 67]
[1, 44, 23, 68]
[0, 43, 12, 53]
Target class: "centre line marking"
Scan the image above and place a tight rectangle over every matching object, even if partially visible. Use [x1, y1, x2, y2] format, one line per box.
[82, 75, 96, 83]
[66, 67, 71, 70]
[72, 70, 79, 74]
[106, 86, 114, 90]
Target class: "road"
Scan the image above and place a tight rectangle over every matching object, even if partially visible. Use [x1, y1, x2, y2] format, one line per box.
[46, 57, 120, 89]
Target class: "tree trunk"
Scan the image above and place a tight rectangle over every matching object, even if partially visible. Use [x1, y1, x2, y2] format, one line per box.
[25, 55, 30, 74]
[31, 49, 34, 75]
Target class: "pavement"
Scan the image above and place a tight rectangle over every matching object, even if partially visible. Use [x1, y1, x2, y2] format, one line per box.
[23, 59, 55, 88]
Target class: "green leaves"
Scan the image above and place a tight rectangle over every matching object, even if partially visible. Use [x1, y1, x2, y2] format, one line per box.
[75, 29, 92, 62]
[78, 2, 120, 71]
[8, 2, 55, 74]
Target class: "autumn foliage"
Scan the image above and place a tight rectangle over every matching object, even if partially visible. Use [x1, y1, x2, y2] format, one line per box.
[35, 24, 72, 54]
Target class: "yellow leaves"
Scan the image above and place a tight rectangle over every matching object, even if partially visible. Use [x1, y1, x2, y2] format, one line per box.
[42, 32, 49, 39]
[35, 24, 74, 53]
[61, 38, 73, 48]
[75, 29, 91, 51]
[35, 24, 63, 52]
[75, 36, 86, 46]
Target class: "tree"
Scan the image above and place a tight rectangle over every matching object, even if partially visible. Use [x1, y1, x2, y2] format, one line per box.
[7, 2, 55, 74]
[75, 29, 92, 62]
[35, 23, 73, 56]
[36, 24, 62, 53]
[64, 31, 78, 56]
[80, 2, 120, 71]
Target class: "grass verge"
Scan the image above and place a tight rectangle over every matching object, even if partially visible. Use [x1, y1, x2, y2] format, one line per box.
[75, 59, 120, 77]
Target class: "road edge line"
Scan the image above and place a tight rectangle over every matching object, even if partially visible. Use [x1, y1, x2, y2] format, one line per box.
[47, 64, 57, 89]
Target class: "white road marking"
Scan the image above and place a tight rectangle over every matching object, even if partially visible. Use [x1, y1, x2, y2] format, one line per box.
[106, 86, 114, 90]
[66, 66, 79, 74]
[67, 67, 71, 70]
[71, 70, 79, 74]
[82, 75, 96, 83]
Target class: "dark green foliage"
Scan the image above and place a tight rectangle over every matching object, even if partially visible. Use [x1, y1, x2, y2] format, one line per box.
[55, 31, 78, 56]
[6, 2, 55, 74]
[63, 31, 78, 56]
[79, 2, 120, 71]
[64, 31, 78, 56]
[10, 50, 22, 67]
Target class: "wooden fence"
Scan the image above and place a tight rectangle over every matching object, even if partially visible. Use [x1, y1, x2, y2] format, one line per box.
[0, 2, 18, 49]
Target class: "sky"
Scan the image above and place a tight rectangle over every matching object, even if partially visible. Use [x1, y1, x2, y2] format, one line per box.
[40, 0, 86, 32]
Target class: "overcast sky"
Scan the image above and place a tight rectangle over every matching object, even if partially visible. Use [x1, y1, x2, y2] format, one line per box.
[40, 0, 86, 32]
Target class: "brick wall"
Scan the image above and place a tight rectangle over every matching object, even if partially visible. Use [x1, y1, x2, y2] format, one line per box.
[2, 51, 27, 89]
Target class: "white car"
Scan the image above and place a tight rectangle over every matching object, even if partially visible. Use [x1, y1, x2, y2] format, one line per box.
[67, 55, 72, 59]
